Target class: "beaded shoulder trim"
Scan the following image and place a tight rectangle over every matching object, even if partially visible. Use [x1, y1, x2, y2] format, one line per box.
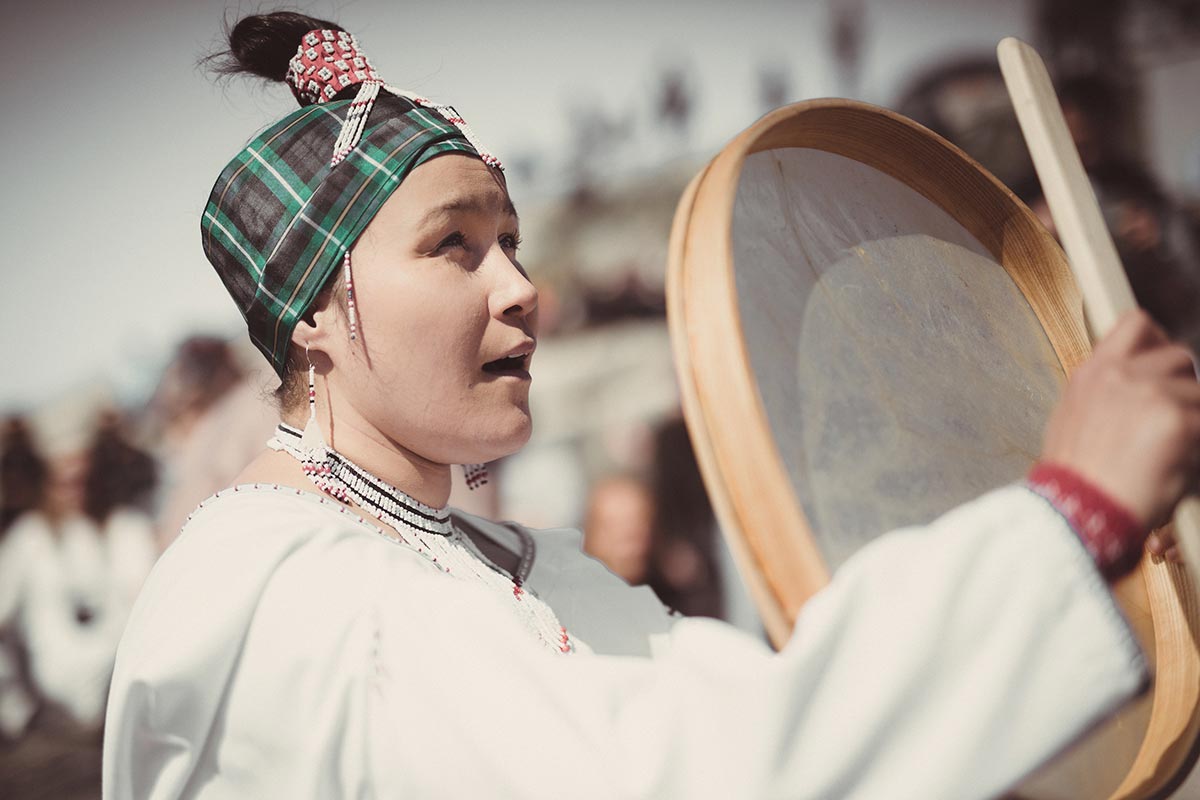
[183, 483, 442, 563]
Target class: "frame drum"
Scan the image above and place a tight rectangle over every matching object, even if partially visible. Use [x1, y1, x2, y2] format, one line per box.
[666, 99, 1199, 799]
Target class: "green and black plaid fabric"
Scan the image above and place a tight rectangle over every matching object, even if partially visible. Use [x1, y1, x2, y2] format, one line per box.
[202, 94, 478, 377]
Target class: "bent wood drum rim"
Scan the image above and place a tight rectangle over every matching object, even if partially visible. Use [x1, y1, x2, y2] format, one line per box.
[665, 98, 1199, 799]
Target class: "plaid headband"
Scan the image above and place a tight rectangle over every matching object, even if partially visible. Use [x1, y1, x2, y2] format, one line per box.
[201, 30, 500, 378]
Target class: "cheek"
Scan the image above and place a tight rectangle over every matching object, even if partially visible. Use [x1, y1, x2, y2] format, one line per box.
[350, 272, 494, 423]
[357, 270, 486, 370]
[338, 264, 530, 462]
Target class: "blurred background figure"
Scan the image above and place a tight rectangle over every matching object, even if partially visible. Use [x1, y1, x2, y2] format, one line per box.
[148, 336, 278, 548]
[896, 0, 1200, 357]
[646, 418, 724, 619]
[82, 413, 158, 628]
[1004, 74, 1200, 355]
[0, 418, 47, 740]
[0, 397, 158, 798]
[0, 397, 156, 734]
[1094, 159, 1200, 353]
[584, 474, 656, 586]
[583, 418, 754, 624]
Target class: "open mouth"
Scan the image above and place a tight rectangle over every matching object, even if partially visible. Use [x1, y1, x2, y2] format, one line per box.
[482, 354, 530, 376]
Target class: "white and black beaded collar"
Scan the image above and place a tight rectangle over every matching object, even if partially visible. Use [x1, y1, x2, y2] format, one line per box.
[273, 422, 452, 536]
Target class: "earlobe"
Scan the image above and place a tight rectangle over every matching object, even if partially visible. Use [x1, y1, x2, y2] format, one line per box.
[291, 316, 319, 355]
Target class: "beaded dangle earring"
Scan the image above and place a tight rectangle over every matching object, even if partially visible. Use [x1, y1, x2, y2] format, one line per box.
[300, 347, 327, 452]
[463, 463, 489, 491]
[343, 251, 359, 341]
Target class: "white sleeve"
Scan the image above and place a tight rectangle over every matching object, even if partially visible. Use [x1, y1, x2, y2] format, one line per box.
[365, 485, 1146, 800]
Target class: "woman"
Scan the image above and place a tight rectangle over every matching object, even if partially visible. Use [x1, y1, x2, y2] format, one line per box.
[103, 11, 1200, 799]
[150, 336, 279, 549]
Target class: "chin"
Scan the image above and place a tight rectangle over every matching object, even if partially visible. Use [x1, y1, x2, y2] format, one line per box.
[496, 408, 534, 454]
[464, 407, 533, 464]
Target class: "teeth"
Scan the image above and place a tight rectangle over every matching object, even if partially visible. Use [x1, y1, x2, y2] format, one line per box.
[483, 346, 533, 371]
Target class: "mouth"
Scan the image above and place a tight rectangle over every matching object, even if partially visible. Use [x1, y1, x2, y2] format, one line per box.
[482, 342, 535, 378]
[482, 354, 530, 375]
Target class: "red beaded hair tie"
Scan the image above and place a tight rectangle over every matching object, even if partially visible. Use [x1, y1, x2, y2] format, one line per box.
[284, 28, 502, 170]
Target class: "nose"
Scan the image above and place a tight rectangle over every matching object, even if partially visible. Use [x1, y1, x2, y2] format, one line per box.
[488, 245, 538, 321]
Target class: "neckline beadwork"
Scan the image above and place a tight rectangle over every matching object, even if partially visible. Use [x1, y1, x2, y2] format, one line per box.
[274, 422, 452, 535]
[265, 424, 574, 654]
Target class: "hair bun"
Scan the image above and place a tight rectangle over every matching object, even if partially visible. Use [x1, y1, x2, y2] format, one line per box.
[210, 11, 343, 88]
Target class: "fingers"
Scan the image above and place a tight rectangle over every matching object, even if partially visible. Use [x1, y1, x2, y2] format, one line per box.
[1153, 380, 1200, 422]
[1051, 307, 1200, 534]
[1128, 344, 1200, 382]
[1094, 309, 1171, 358]
[1147, 531, 1171, 555]
[1148, 530, 1188, 564]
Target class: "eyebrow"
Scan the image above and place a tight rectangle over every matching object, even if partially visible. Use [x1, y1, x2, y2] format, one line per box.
[419, 194, 519, 226]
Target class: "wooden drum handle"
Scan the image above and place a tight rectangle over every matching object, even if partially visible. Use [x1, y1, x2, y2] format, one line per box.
[999, 37, 1200, 587]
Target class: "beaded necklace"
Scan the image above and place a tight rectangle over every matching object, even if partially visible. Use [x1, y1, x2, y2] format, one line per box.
[269, 424, 573, 654]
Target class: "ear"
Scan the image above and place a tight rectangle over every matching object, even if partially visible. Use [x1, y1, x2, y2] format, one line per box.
[289, 286, 341, 366]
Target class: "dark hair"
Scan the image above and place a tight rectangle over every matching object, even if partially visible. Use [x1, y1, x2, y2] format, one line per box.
[205, 11, 346, 104]
[83, 414, 157, 523]
[0, 417, 48, 534]
[1090, 158, 1168, 215]
[1056, 75, 1121, 123]
[647, 417, 722, 618]
[165, 336, 244, 418]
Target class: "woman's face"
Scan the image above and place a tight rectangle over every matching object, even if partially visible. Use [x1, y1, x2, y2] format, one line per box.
[318, 153, 538, 466]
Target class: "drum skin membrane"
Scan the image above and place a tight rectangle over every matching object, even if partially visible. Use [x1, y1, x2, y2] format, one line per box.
[733, 147, 1064, 570]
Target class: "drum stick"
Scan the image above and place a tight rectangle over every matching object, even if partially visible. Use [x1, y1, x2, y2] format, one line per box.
[998, 36, 1200, 582]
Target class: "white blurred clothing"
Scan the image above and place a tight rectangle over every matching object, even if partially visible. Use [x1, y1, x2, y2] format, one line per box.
[157, 380, 278, 548]
[104, 484, 1144, 800]
[0, 509, 155, 727]
[714, 519, 764, 638]
[0, 635, 35, 738]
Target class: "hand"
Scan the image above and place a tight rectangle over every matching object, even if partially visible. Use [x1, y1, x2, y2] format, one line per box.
[1041, 310, 1200, 532]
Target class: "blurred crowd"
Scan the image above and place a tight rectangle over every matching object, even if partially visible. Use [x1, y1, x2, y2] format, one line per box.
[0, 338, 264, 748]
[0, 414, 154, 740]
[1014, 74, 1200, 353]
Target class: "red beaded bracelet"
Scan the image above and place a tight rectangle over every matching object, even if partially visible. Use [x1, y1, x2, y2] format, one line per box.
[1026, 462, 1145, 578]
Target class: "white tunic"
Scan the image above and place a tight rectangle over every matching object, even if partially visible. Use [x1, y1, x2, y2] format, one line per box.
[0, 509, 156, 727]
[103, 483, 1145, 799]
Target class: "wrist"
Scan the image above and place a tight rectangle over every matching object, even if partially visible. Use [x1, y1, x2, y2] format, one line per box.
[1026, 461, 1146, 578]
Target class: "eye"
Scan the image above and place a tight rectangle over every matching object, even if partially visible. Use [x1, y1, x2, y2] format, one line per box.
[436, 232, 467, 251]
[500, 232, 522, 253]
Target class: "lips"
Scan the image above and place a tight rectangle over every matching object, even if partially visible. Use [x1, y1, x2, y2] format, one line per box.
[482, 340, 535, 376]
